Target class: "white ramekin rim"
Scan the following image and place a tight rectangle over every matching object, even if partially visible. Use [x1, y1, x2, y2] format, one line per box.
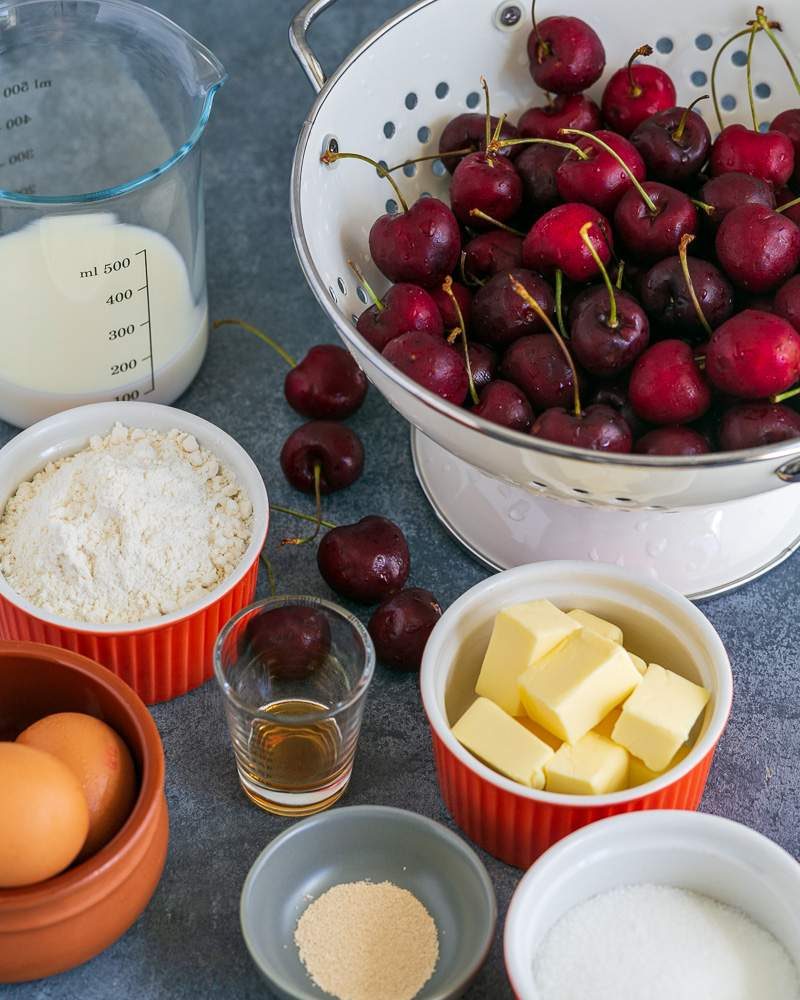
[420, 560, 733, 809]
[503, 810, 800, 999]
[0, 401, 269, 634]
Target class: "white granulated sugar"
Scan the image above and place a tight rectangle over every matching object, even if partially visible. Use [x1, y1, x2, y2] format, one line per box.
[532, 883, 800, 1000]
[0, 423, 253, 624]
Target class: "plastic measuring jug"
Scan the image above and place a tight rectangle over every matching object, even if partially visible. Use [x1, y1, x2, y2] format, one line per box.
[0, 0, 226, 428]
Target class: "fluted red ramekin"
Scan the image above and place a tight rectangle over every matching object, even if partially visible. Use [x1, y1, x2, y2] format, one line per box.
[0, 403, 268, 704]
[420, 561, 732, 869]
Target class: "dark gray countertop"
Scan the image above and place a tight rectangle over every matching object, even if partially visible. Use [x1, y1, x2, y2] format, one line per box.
[3, 1, 799, 997]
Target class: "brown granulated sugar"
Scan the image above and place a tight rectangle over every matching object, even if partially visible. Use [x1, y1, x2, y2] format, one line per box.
[294, 880, 440, 1000]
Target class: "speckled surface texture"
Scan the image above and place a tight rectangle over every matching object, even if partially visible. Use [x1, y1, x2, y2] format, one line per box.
[3, 1, 799, 997]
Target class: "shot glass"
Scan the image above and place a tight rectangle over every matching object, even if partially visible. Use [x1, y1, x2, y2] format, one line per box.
[214, 596, 375, 816]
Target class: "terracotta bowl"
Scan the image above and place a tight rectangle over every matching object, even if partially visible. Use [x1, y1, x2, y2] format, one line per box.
[0, 641, 168, 983]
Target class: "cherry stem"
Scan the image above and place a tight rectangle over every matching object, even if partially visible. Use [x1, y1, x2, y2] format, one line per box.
[580, 222, 618, 329]
[481, 76, 492, 153]
[711, 26, 765, 130]
[468, 209, 526, 236]
[691, 198, 716, 216]
[615, 261, 625, 290]
[270, 504, 337, 530]
[348, 259, 384, 311]
[561, 128, 659, 214]
[627, 44, 653, 98]
[777, 194, 800, 213]
[531, 0, 549, 60]
[678, 233, 713, 338]
[772, 384, 800, 403]
[746, 20, 760, 133]
[442, 276, 479, 405]
[672, 95, 710, 142]
[258, 551, 278, 597]
[213, 319, 297, 367]
[459, 251, 485, 288]
[755, 7, 800, 96]
[491, 113, 508, 146]
[494, 135, 589, 160]
[510, 276, 582, 417]
[555, 269, 568, 340]
[282, 464, 324, 546]
[321, 149, 409, 212]
[386, 147, 473, 172]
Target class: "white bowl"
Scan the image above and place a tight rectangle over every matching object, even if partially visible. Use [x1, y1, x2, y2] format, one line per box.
[419, 561, 733, 866]
[504, 810, 800, 999]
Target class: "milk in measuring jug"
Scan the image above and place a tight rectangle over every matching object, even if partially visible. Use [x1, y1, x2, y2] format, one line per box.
[0, 213, 208, 427]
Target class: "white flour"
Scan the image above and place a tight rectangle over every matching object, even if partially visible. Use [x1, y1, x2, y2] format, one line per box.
[0, 423, 253, 624]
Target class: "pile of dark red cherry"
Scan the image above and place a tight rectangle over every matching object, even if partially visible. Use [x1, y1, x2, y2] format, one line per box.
[327, 5, 800, 456]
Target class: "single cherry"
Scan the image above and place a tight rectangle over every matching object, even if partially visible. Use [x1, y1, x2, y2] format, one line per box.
[280, 421, 365, 494]
[590, 382, 647, 438]
[369, 195, 462, 289]
[532, 404, 633, 451]
[500, 335, 576, 411]
[368, 588, 443, 671]
[629, 97, 712, 185]
[699, 171, 776, 230]
[635, 426, 710, 455]
[467, 342, 497, 389]
[464, 231, 524, 281]
[515, 143, 566, 214]
[774, 185, 800, 228]
[774, 274, 800, 331]
[719, 402, 800, 450]
[614, 181, 698, 262]
[715, 204, 800, 294]
[601, 45, 677, 137]
[705, 310, 800, 399]
[523, 203, 614, 282]
[353, 269, 443, 352]
[709, 123, 795, 187]
[556, 129, 647, 216]
[527, 7, 606, 95]
[430, 281, 472, 333]
[473, 379, 534, 431]
[629, 340, 711, 425]
[518, 93, 602, 140]
[284, 345, 367, 420]
[772, 109, 800, 186]
[318, 516, 410, 604]
[472, 268, 555, 349]
[451, 150, 523, 228]
[640, 243, 734, 337]
[382, 331, 468, 405]
[438, 112, 518, 173]
[243, 607, 331, 680]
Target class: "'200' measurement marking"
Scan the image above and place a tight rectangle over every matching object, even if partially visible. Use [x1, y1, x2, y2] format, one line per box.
[111, 359, 137, 377]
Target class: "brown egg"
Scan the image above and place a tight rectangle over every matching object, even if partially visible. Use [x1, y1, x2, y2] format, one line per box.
[18, 713, 137, 858]
[0, 742, 90, 887]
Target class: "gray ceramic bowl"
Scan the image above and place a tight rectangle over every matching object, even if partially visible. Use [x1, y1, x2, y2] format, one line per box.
[240, 805, 497, 999]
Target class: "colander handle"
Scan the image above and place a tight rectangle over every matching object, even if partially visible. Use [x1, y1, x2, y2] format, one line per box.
[290, 0, 339, 92]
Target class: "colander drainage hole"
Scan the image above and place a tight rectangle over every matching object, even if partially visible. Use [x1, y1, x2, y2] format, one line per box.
[383, 121, 395, 139]
[386, 198, 399, 214]
[695, 33, 713, 50]
[466, 91, 481, 109]
[432, 159, 446, 176]
[573, 487, 590, 495]
[732, 49, 748, 66]
[351, 314, 358, 325]
[418, 125, 431, 143]
[656, 37, 673, 54]
[721, 94, 737, 112]
[337, 277, 346, 295]
[615, 497, 634, 504]
[691, 70, 708, 87]
[755, 82, 771, 99]
[405, 92, 418, 110]
[435, 81, 450, 99]
[403, 162, 417, 177]
[759, 121, 771, 132]
[356, 286, 368, 304]
[329, 286, 337, 304]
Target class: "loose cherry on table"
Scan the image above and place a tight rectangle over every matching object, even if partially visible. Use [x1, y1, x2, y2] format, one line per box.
[715, 204, 800, 294]
[629, 96, 712, 186]
[555, 128, 647, 216]
[699, 171, 776, 229]
[705, 309, 800, 399]
[317, 515, 411, 604]
[518, 93, 602, 140]
[472, 379, 534, 432]
[351, 263, 444, 352]
[523, 202, 614, 283]
[628, 339, 711, 425]
[472, 267, 555, 349]
[719, 401, 800, 449]
[569, 221, 650, 378]
[367, 588, 443, 671]
[527, 4, 606, 95]
[635, 426, 711, 456]
[382, 330, 469, 405]
[601, 45, 677, 137]
[280, 421, 365, 495]
[464, 231, 524, 281]
[243, 607, 331, 680]
[438, 112, 518, 173]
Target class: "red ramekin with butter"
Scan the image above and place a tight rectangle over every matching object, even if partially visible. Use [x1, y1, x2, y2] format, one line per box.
[420, 561, 733, 869]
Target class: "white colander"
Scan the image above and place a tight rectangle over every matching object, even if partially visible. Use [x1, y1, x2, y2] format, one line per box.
[289, 0, 800, 597]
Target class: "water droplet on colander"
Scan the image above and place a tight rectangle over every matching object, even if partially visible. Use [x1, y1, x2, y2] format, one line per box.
[647, 538, 668, 557]
[507, 500, 529, 522]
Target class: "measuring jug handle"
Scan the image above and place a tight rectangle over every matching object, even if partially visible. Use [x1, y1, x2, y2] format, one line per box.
[289, 0, 340, 92]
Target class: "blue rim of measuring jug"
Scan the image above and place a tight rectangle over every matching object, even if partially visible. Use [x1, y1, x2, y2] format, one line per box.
[0, 0, 227, 206]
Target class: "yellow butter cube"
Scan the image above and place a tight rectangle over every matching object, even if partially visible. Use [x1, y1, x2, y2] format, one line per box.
[452, 697, 555, 789]
[544, 731, 629, 795]
[518, 630, 642, 744]
[593, 706, 621, 740]
[629, 653, 647, 675]
[515, 716, 562, 751]
[567, 609, 623, 645]
[628, 743, 691, 788]
[612, 664, 710, 771]
[475, 600, 580, 716]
